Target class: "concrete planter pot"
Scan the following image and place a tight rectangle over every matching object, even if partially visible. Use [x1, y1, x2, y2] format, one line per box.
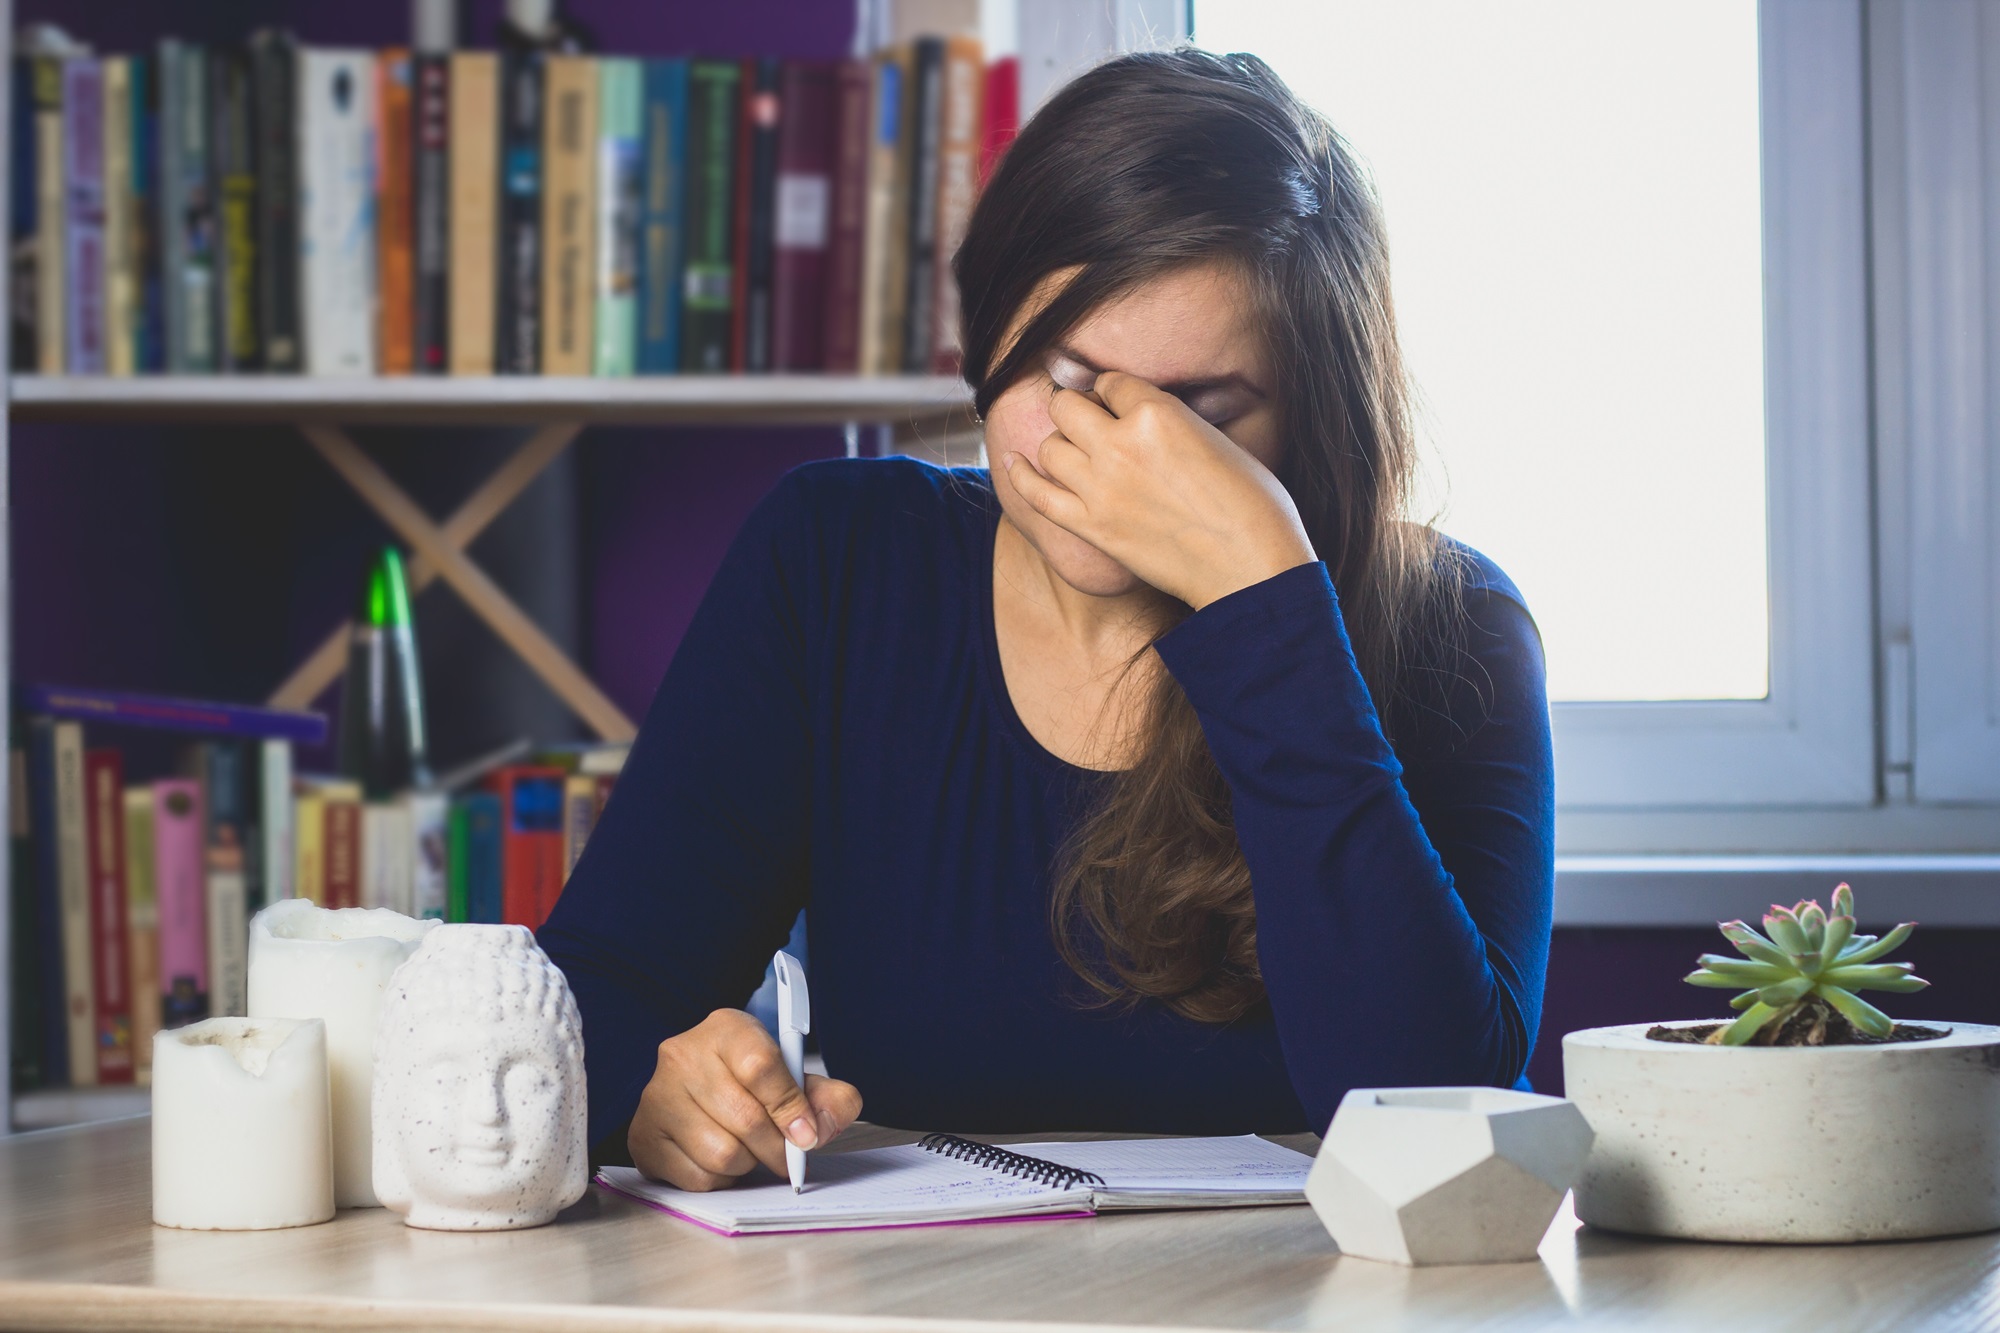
[1564, 1022, 2000, 1243]
[1305, 1086, 1595, 1265]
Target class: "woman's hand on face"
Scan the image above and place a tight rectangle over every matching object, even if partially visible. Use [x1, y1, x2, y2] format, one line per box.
[1000, 371, 1317, 611]
[628, 1008, 863, 1191]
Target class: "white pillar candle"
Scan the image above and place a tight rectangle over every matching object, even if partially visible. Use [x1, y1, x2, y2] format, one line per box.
[152, 1017, 334, 1230]
[248, 899, 437, 1207]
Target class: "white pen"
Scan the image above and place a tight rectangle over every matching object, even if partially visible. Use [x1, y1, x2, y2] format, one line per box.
[773, 950, 811, 1193]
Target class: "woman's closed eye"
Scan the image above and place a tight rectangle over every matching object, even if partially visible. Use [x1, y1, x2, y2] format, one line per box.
[1046, 353, 1244, 427]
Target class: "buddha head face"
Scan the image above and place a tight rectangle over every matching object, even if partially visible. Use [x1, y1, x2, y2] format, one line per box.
[372, 925, 588, 1230]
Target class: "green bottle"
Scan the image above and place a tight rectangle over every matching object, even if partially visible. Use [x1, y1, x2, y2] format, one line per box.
[337, 545, 432, 798]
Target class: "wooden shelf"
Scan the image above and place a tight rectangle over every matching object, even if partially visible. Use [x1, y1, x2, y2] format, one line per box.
[9, 374, 976, 427]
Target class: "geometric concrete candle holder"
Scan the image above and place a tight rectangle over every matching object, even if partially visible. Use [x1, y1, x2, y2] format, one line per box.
[151, 1017, 334, 1231]
[1306, 1086, 1594, 1265]
[248, 899, 437, 1208]
[372, 924, 588, 1230]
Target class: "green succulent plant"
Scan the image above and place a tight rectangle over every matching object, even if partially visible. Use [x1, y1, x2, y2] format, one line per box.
[1684, 882, 1929, 1045]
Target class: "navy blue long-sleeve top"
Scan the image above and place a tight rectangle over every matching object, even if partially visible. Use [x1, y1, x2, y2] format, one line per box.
[539, 457, 1554, 1151]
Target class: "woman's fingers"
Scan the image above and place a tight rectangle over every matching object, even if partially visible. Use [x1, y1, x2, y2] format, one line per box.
[1002, 452, 1088, 532]
[805, 1074, 863, 1145]
[1047, 383, 1115, 445]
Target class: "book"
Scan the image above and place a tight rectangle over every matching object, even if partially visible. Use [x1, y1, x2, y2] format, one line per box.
[407, 789, 449, 920]
[30, 54, 65, 374]
[978, 54, 1018, 186]
[820, 59, 870, 374]
[130, 52, 165, 373]
[103, 57, 135, 376]
[250, 30, 301, 372]
[197, 742, 250, 1019]
[495, 48, 544, 373]
[771, 60, 835, 372]
[376, 49, 415, 375]
[900, 38, 945, 374]
[293, 784, 325, 905]
[160, 40, 215, 373]
[447, 51, 498, 375]
[25, 720, 70, 1085]
[680, 59, 739, 372]
[84, 751, 133, 1083]
[299, 48, 377, 376]
[561, 772, 598, 879]
[11, 56, 43, 372]
[322, 784, 363, 910]
[153, 778, 207, 1029]
[52, 719, 94, 1085]
[210, 45, 259, 372]
[598, 1134, 1313, 1236]
[122, 784, 161, 1082]
[929, 35, 982, 376]
[361, 801, 412, 914]
[412, 51, 451, 373]
[857, 49, 908, 376]
[10, 749, 42, 1090]
[62, 57, 107, 375]
[594, 57, 642, 377]
[260, 737, 294, 903]
[451, 789, 502, 924]
[634, 58, 688, 375]
[732, 57, 783, 373]
[491, 765, 565, 930]
[541, 54, 598, 375]
[22, 685, 328, 745]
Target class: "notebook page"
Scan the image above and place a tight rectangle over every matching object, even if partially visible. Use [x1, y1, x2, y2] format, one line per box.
[1004, 1135, 1314, 1195]
[598, 1144, 1094, 1234]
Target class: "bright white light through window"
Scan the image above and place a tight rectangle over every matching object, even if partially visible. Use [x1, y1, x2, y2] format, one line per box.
[1196, 1, 1770, 702]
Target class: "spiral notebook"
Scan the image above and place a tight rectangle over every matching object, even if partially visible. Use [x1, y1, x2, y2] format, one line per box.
[596, 1133, 1313, 1236]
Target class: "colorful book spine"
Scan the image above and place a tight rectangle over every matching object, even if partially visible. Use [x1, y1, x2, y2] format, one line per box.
[457, 790, 503, 924]
[260, 738, 294, 902]
[858, 50, 907, 376]
[323, 787, 363, 910]
[103, 58, 135, 376]
[62, 58, 107, 375]
[594, 57, 642, 377]
[375, 49, 415, 375]
[680, 59, 739, 372]
[131, 53, 165, 373]
[11, 57, 43, 372]
[495, 49, 544, 373]
[84, 751, 133, 1083]
[123, 784, 161, 1083]
[10, 748, 42, 1090]
[407, 789, 449, 920]
[930, 36, 983, 376]
[412, 51, 451, 373]
[23, 685, 329, 745]
[361, 801, 412, 914]
[26, 721, 70, 1086]
[821, 59, 870, 374]
[562, 773, 598, 879]
[635, 58, 688, 375]
[492, 766, 565, 931]
[250, 30, 301, 372]
[160, 41, 215, 373]
[978, 53, 1018, 186]
[293, 786, 325, 905]
[732, 57, 783, 373]
[900, 38, 945, 374]
[771, 60, 835, 372]
[212, 46, 260, 372]
[447, 51, 498, 375]
[153, 779, 208, 1029]
[298, 48, 377, 376]
[199, 743, 250, 1019]
[541, 54, 599, 375]
[31, 55, 65, 374]
[53, 720, 95, 1084]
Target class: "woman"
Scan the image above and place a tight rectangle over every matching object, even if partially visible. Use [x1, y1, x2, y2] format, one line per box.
[540, 47, 1553, 1191]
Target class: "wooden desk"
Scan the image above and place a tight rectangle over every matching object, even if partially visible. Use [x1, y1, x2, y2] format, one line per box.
[3, 1117, 1997, 1332]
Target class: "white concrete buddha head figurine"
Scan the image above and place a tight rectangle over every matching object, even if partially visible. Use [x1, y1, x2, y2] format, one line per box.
[372, 924, 588, 1230]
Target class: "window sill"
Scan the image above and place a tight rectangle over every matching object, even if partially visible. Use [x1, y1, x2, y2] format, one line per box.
[1555, 853, 2000, 926]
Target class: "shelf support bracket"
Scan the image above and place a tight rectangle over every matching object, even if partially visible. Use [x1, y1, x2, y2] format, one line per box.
[298, 423, 637, 743]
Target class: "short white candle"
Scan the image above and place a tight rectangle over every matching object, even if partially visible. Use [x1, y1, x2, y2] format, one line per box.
[248, 899, 437, 1207]
[152, 1017, 334, 1230]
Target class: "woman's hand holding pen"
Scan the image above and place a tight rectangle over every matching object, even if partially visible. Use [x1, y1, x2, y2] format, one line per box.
[629, 1008, 863, 1192]
[999, 370, 1317, 612]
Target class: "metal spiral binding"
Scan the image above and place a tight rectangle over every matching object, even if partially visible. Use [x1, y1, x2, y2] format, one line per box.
[916, 1134, 1107, 1190]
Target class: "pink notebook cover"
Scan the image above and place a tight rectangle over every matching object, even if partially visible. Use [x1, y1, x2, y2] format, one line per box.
[152, 779, 208, 1013]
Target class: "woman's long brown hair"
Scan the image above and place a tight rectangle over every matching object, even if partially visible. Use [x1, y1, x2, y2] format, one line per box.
[953, 48, 1464, 1025]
